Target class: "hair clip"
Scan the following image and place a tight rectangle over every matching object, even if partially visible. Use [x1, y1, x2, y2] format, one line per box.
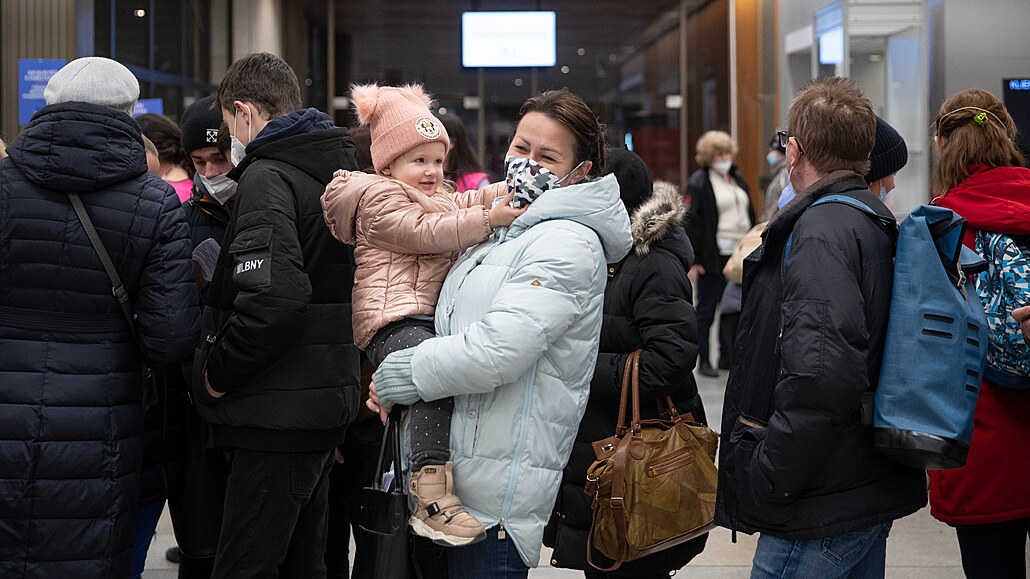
[973, 112, 988, 126]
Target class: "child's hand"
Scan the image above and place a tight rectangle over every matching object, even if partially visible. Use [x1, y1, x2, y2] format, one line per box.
[489, 192, 528, 228]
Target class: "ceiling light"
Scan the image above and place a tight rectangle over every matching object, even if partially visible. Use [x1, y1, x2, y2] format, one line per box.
[560, 66, 570, 74]
[134, 8, 146, 17]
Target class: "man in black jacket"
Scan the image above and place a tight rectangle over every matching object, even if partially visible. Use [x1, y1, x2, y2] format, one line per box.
[715, 77, 926, 578]
[193, 52, 360, 577]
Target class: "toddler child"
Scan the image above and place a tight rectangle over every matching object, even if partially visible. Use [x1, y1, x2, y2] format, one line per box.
[321, 83, 523, 546]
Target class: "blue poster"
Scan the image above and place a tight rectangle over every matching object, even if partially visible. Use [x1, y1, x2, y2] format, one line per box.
[18, 59, 66, 125]
[133, 98, 164, 117]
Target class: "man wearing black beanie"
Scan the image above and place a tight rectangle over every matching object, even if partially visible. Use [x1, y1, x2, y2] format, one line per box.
[865, 116, 909, 202]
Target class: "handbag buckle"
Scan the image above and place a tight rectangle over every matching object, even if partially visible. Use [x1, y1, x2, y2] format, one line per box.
[601, 443, 614, 453]
[609, 497, 624, 509]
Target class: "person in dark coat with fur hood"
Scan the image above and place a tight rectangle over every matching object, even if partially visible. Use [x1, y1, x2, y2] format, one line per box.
[544, 149, 708, 578]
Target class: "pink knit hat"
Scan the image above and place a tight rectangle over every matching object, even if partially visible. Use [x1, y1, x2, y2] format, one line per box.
[351, 83, 450, 173]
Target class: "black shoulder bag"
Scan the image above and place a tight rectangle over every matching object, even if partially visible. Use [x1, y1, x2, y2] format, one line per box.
[68, 193, 160, 409]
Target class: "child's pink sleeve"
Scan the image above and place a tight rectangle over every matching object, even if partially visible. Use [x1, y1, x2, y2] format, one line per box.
[451, 181, 507, 209]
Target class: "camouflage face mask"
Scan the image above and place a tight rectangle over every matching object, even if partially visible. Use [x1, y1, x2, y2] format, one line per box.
[504, 155, 583, 208]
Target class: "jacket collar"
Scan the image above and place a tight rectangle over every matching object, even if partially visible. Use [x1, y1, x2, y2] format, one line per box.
[766, 170, 894, 244]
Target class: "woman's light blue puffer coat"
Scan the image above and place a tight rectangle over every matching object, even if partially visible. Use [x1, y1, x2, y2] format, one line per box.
[408, 174, 632, 566]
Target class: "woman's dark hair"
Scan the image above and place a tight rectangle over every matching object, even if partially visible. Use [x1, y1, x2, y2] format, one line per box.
[518, 90, 606, 176]
[438, 113, 484, 180]
[136, 113, 193, 177]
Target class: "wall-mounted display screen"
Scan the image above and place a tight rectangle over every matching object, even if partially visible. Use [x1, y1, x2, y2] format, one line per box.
[462, 11, 556, 68]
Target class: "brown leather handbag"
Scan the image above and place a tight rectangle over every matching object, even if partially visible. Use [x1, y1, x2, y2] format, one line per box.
[584, 349, 719, 571]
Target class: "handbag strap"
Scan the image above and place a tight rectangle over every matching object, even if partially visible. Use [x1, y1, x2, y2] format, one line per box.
[591, 349, 644, 572]
[614, 350, 643, 437]
[67, 193, 140, 341]
[372, 408, 406, 492]
[586, 431, 634, 572]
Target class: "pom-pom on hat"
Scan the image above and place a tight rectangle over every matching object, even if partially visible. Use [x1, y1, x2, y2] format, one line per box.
[180, 95, 224, 156]
[865, 116, 908, 184]
[351, 83, 449, 173]
[44, 57, 139, 116]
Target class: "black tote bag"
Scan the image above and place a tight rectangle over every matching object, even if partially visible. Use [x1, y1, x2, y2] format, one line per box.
[352, 409, 412, 579]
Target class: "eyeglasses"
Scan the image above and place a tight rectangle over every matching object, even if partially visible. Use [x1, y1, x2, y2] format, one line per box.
[777, 130, 805, 155]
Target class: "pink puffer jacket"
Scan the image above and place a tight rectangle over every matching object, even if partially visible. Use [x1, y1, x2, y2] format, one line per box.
[321, 170, 502, 349]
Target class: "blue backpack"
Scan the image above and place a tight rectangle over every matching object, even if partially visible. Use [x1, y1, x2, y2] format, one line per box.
[973, 230, 1030, 389]
[788, 196, 989, 470]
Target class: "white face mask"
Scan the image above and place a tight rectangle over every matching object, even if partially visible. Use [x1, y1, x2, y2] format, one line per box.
[767, 151, 781, 167]
[199, 173, 237, 205]
[712, 160, 732, 175]
[230, 105, 252, 166]
[879, 184, 889, 203]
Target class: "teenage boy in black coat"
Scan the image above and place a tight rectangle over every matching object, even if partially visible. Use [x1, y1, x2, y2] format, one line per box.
[192, 52, 361, 577]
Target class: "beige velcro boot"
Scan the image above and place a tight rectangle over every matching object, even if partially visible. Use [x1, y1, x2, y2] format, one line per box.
[408, 462, 486, 546]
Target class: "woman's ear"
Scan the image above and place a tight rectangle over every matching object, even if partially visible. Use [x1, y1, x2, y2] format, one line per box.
[933, 135, 943, 155]
[571, 160, 592, 184]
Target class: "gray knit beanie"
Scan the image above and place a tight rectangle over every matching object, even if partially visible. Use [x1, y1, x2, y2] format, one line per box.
[44, 57, 139, 116]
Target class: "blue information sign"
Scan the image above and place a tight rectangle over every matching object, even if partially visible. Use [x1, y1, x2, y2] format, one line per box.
[18, 59, 66, 125]
[133, 98, 164, 117]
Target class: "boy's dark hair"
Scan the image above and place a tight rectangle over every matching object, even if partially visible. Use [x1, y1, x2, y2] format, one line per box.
[217, 52, 302, 118]
[216, 123, 231, 158]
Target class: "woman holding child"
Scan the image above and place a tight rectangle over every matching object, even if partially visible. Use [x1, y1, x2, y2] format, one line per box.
[364, 89, 632, 578]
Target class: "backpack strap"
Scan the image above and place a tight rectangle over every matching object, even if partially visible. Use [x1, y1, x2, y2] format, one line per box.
[784, 193, 895, 262]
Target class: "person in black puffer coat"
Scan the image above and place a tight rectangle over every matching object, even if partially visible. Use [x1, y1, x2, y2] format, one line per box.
[0, 57, 200, 578]
[544, 149, 708, 578]
[193, 53, 361, 577]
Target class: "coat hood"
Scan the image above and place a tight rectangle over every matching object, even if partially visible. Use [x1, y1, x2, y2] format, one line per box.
[6, 102, 147, 192]
[935, 164, 1030, 236]
[234, 111, 355, 187]
[507, 173, 632, 264]
[631, 180, 686, 248]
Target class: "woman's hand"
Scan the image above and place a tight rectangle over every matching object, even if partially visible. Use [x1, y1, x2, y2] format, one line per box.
[688, 264, 706, 281]
[488, 192, 527, 228]
[366, 377, 391, 425]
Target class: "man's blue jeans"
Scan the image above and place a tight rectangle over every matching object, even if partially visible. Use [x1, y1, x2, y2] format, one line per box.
[447, 525, 529, 579]
[750, 521, 892, 579]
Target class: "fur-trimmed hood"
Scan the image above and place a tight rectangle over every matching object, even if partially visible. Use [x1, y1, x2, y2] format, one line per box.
[630, 180, 692, 267]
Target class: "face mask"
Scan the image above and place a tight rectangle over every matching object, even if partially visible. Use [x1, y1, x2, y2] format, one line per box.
[504, 155, 584, 208]
[712, 160, 733, 175]
[200, 173, 237, 205]
[767, 151, 781, 167]
[230, 105, 252, 166]
[878, 184, 889, 203]
[777, 182, 796, 209]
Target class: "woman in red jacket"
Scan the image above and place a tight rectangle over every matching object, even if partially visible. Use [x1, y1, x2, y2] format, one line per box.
[930, 88, 1030, 579]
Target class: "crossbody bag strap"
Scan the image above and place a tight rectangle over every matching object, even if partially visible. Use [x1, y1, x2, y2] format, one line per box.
[68, 193, 157, 408]
[67, 193, 139, 338]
